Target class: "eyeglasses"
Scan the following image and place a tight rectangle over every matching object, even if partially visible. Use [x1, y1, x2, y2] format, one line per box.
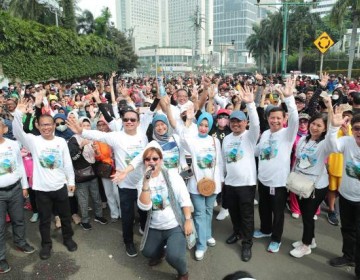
[299, 119, 308, 124]
[96, 123, 107, 127]
[39, 123, 53, 128]
[353, 126, 360, 132]
[55, 121, 65, 127]
[123, 118, 137, 123]
[144, 157, 160, 162]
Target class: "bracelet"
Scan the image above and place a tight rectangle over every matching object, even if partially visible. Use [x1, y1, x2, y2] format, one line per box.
[142, 188, 150, 192]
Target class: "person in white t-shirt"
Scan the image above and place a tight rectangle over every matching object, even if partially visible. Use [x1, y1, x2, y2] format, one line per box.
[137, 147, 192, 280]
[329, 114, 360, 279]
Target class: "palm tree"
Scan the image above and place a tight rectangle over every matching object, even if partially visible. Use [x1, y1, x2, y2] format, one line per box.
[246, 24, 269, 72]
[62, 0, 76, 31]
[331, 0, 360, 78]
[7, 0, 45, 21]
[76, 9, 95, 35]
[94, 7, 111, 38]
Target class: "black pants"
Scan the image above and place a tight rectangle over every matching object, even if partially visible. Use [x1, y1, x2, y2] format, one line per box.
[118, 188, 147, 244]
[258, 182, 287, 243]
[28, 188, 37, 213]
[36, 186, 74, 248]
[297, 187, 327, 245]
[339, 195, 360, 276]
[226, 185, 255, 244]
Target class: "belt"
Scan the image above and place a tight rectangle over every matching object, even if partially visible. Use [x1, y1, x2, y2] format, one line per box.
[0, 180, 20, 191]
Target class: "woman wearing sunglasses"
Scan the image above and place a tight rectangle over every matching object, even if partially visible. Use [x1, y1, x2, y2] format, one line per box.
[138, 147, 192, 280]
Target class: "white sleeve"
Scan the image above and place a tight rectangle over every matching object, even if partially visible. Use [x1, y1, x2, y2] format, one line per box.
[284, 96, 299, 143]
[171, 173, 192, 208]
[62, 139, 75, 186]
[215, 138, 225, 182]
[130, 141, 160, 170]
[16, 144, 29, 189]
[247, 102, 260, 144]
[322, 126, 340, 156]
[214, 94, 227, 108]
[112, 103, 120, 120]
[12, 110, 36, 152]
[82, 130, 118, 147]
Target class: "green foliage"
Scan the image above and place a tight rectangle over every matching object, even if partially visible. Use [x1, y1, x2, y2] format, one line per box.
[0, 11, 137, 81]
[62, 0, 76, 31]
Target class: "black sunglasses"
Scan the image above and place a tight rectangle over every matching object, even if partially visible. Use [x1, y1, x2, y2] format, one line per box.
[123, 118, 137, 123]
[144, 157, 160, 162]
[55, 121, 65, 127]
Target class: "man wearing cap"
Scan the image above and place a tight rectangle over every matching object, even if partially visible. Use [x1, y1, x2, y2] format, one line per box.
[222, 87, 260, 262]
[0, 118, 35, 273]
[294, 93, 307, 113]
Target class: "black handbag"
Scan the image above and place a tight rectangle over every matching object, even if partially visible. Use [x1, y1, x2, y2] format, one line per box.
[74, 165, 96, 183]
[93, 161, 113, 178]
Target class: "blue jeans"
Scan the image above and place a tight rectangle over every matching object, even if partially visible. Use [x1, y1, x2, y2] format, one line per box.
[190, 193, 217, 251]
[142, 226, 187, 275]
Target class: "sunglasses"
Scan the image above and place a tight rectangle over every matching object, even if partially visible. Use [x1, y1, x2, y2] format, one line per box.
[55, 121, 65, 127]
[299, 119, 308, 124]
[123, 118, 137, 123]
[144, 157, 160, 162]
[218, 115, 229, 119]
[353, 126, 360, 132]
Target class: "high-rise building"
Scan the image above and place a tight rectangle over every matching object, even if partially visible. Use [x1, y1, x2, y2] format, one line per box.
[115, 0, 161, 51]
[309, 0, 336, 17]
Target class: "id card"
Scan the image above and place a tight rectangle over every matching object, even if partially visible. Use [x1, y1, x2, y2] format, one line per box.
[270, 187, 275, 196]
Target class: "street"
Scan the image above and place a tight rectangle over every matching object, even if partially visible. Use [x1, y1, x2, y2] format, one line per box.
[2, 204, 354, 280]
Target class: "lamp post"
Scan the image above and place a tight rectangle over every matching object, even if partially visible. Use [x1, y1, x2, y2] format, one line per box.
[36, 0, 61, 27]
[208, 39, 235, 75]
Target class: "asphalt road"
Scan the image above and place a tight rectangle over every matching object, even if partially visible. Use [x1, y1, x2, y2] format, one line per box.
[1, 204, 355, 280]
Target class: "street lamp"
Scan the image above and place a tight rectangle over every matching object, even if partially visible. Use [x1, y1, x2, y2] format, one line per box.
[208, 39, 235, 75]
[36, 0, 62, 27]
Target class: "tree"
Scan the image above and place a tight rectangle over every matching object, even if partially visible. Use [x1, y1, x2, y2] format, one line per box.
[331, 0, 360, 78]
[7, 0, 45, 21]
[76, 9, 95, 35]
[62, 0, 76, 31]
[245, 24, 268, 72]
[94, 7, 111, 38]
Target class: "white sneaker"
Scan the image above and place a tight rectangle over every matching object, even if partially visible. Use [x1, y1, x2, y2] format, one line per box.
[214, 200, 218, 207]
[290, 244, 311, 258]
[207, 238, 216, 247]
[195, 250, 205, 261]
[254, 199, 258, 205]
[139, 227, 144, 235]
[292, 238, 317, 249]
[30, 213, 38, 223]
[292, 213, 300, 219]
[216, 208, 229, 220]
[313, 215, 318, 220]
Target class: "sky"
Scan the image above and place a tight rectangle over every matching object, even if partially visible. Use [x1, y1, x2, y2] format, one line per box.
[77, 0, 116, 22]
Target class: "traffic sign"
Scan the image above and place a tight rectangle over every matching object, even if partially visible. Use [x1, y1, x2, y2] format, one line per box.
[314, 32, 334, 54]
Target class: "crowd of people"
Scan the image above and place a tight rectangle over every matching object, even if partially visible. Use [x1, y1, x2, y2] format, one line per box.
[0, 71, 360, 280]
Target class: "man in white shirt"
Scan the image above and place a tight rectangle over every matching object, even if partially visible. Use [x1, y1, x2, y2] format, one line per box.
[0, 118, 35, 274]
[12, 107, 77, 261]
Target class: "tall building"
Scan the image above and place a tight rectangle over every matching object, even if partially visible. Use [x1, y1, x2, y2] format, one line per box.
[213, 0, 259, 70]
[115, 0, 161, 51]
[310, 0, 336, 18]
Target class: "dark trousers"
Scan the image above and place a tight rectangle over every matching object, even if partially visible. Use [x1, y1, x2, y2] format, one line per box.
[258, 182, 287, 243]
[36, 186, 74, 248]
[118, 188, 147, 244]
[339, 195, 360, 276]
[28, 187, 37, 213]
[142, 226, 187, 275]
[297, 187, 328, 245]
[226, 185, 255, 244]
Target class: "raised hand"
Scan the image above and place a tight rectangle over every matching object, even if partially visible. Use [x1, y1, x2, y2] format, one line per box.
[331, 105, 346, 127]
[186, 104, 195, 121]
[66, 117, 83, 134]
[239, 84, 254, 104]
[255, 71, 263, 82]
[319, 72, 329, 88]
[35, 91, 43, 108]
[92, 89, 101, 103]
[283, 76, 296, 97]
[17, 98, 29, 114]
[111, 170, 128, 183]
[201, 76, 211, 90]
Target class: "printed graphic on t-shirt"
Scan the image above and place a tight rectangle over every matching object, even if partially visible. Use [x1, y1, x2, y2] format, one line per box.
[259, 139, 278, 160]
[345, 157, 360, 180]
[39, 148, 62, 169]
[0, 149, 16, 175]
[124, 143, 143, 165]
[296, 146, 317, 169]
[162, 141, 179, 169]
[225, 142, 243, 163]
[151, 185, 170, 211]
[196, 146, 216, 169]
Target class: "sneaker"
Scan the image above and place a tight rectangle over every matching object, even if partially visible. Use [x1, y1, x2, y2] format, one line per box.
[290, 244, 311, 258]
[54, 216, 61, 229]
[63, 239, 78, 252]
[0, 260, 11, 274]
[72, 214, 81, 225]
[30, 213, 39, 223]
[80, 222, 92, 231]
[216, 208, 229, 220]
[102, 202, 107, 209]
[125, 243, 138, 257]
[195, 250, 205, 261]
[313, 215, 318, 220]
[207, 238, 216, 247]
[16, 243, 35, 254]
[327, 211, 339, 226]
[39, 246, 51, 260]
[139, 227, 144, 235]
[267, 241, 281, 253]
[94, 216, 108, 225]
[213, 200, 218, 207]
[254, 199, 259, 205]
[88, 207, 92, 211]
[111, 217, 119, 223]
[292, 238, 317, 249]
[253, 230, 272, 239]
[329, 256, 355, 267]
[291, 213, 300, 219]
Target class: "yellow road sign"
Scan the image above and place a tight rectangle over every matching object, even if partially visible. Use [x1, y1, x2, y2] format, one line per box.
[314, 32, 334, 54]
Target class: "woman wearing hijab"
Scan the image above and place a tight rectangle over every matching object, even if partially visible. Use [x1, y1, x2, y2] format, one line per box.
[180, 111, 224, 261]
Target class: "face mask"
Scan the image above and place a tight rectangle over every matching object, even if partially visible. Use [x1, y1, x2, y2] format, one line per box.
[56, 124, 67, 132]
[264, 105, 268, 111]
[218, 119, 229, 127]
[332, 95, 339, 100]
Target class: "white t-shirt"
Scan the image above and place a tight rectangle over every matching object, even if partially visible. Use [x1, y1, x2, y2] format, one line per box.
[255, 96, 299, 187]
[137, 172, 192, 230]
[222, 102, 260, 186]
[0, 138, 28, 189]
[336, 136, 360, 201]
[82, 130, 148, 189]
